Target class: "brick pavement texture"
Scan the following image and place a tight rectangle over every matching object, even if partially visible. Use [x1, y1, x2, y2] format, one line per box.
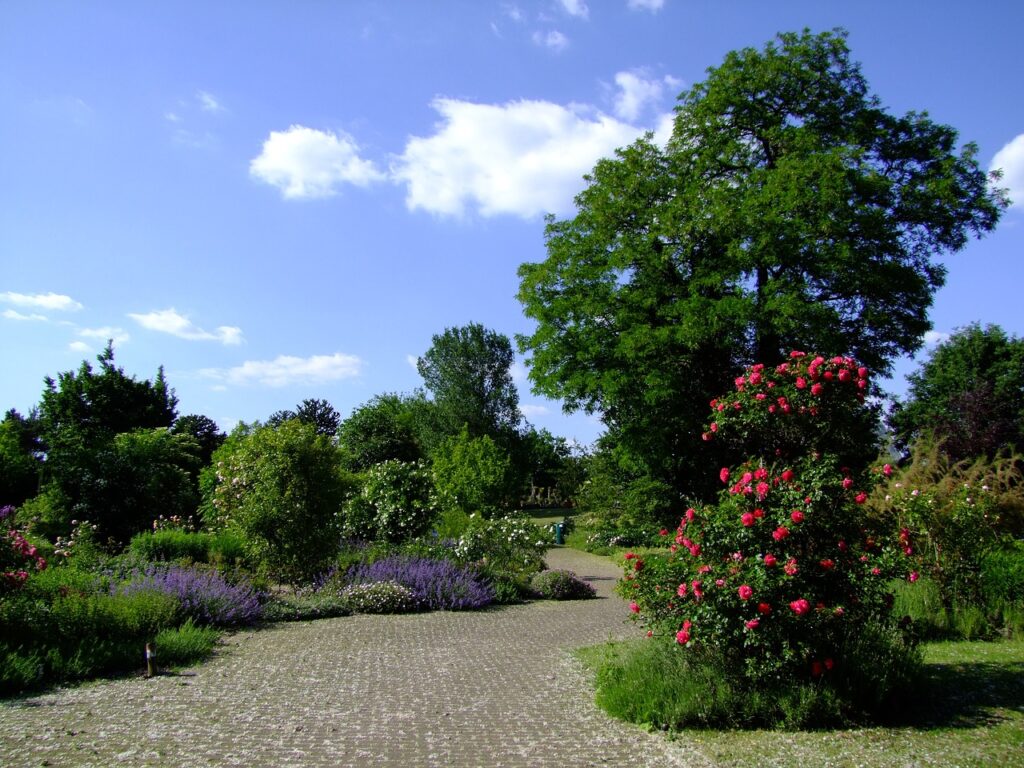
[1, 547, 707, 768]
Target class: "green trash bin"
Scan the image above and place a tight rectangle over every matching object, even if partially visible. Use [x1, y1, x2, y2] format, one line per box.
[552, 522, 564, 545]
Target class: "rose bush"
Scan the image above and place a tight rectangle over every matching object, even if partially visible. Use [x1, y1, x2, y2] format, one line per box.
[621, 353, 920, 722]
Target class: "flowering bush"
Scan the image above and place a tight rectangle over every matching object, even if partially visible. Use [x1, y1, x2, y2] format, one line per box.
[342, 555, 493, 611]
[344, 460, 437, 543]
[530, 569, 596, 600]
[622, 353, 919, 721]
[201, 420, 349, 583]
[117, 564, 263, 627]
[1, 509, 47, 593]
[339, 581, 420, 614]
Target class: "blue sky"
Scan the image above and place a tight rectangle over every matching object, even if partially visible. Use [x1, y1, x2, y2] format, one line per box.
[2, 1, 1022, 446]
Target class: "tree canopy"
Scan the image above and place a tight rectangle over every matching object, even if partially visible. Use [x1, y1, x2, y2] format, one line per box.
[32, 343, 181, 540]
[889, 324, 1024, 460]
[267, 398, 342, 437]
[517, 28, 1006, 507]
[417, 322, 521, 445]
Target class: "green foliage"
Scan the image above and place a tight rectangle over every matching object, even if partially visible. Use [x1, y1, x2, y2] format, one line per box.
[0, 409, 41, 508]
[267, 398, 342, 437]
[202, 420, 350, 584]
[170, 413, 226, 470]
[35, 344, 181, 542]
[431, 427, 518, 518]
[587, 627, 920, 730]
[152, 619, 220, 667]
[344, 460, 437, 543]
[517, 29, 1005, 508]
[261, 590, 352, 622]
[889, 324, 1024, 461]
[518, 426, 586, 507]
[337, 392, 428, 472]
[869, 441, 1024, 614]
[339, 580, 419, 614]
[0, 579, 181, 694]
[530, 569, 596, 600]
[417, 322, 521, 449]
[575, 446, 679, 534]
[128, 529, 244, 565]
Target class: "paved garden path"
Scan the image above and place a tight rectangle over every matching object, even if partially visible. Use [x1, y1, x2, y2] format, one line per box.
[1, 548, 705, 768]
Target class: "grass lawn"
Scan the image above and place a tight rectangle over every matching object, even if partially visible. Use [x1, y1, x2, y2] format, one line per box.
[578, 638, 1024, 767]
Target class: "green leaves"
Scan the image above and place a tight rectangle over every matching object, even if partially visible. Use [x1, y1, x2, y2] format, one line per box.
[517, 28, 1005, 507]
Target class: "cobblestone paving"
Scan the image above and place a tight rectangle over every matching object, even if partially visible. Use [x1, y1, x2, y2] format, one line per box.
[1, 548, 706, 767]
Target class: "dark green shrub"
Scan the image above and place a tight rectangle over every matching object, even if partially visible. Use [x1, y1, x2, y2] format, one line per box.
[129, 529, 212, 562]
[153, 620, 219, 666]
[530, 569, 596, 600]
[980, 542, 1024, 608]
[202, 420, 350, 584]
[588, 628, 920, 731]
[262, 591, 352, 622]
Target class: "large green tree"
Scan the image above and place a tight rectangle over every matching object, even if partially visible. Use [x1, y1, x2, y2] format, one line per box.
[417, 323, 521, 447]
[0, 409, 41, 508]
[32, 343, 181, 540]
[517, 29, 1006, 508]
[889, 323, 1024, 460]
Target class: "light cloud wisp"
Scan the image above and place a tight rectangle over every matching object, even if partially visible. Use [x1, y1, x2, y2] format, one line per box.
[200, 353, 363, 388]
[129, 308, 243, 345]
[0, 291, 83, 312]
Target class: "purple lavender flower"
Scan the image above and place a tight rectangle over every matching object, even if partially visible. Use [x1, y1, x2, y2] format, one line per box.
[0, 505, 15, 521]
[118, 565, 263, 627]
[345, 556, 493, 611]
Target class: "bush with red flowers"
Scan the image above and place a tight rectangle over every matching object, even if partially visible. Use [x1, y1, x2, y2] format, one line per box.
[619, 353, 921, 725]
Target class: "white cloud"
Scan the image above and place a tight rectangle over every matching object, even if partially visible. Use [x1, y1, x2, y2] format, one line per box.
[3, 309, 48, 321]
[532, 30, 569, 52]
[250, 125, 385, 199]
[520, 403, 551, 419]
[392, 98, 640, 218]
[78, 326, 131, 345]
[991, 133, 1024, 209]
[502, 3, 524, 22]
[68, 341, 92, 354]
[923, 330, 951, 346]
[612, 71, 660, 121]
[200, 353, 364, 388]
[164, 111, 182, 123]
[197, 90, 224, 113]
[559, 0, 589, 19]
[0, 291, 83, 312]
[407, 354, 420, 372]
[128, 308, 243, 345]
[627, 0, 664, 11]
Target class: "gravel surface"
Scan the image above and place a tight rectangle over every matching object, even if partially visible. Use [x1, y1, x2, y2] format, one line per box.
[1, 548, 706, 767]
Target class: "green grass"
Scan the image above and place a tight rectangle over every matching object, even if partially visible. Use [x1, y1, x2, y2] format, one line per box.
[576, 638, 1024, 767]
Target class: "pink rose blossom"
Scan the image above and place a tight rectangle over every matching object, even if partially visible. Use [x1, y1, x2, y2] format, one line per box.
[789, 599, 811, 615]
[738, 584, 753, 600]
